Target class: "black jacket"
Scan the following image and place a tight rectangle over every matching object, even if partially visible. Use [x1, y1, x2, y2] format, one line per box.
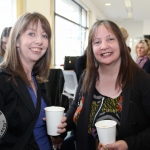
[65, 68, 150, 150]
[0, 72, 52, 150]
[142, 59, 150, 74]
[74, 54, 86, 82]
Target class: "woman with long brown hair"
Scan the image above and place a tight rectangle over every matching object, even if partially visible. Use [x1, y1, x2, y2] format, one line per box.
[57, 20, 150, 150]
[0, 12, 66, 149]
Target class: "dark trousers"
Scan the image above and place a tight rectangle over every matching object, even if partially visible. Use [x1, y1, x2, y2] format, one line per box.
[57, 135, 76, 150]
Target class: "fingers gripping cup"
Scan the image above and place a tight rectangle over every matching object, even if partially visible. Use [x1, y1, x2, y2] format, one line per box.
[44, 106, 65, 136]
[95, 120, 117, 145]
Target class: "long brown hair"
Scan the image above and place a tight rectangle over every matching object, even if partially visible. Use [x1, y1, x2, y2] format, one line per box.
[82, 20, 138, 93]
[0, 12, 52, 85]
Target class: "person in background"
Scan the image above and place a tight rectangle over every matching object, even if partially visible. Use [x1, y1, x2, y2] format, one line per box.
[74, 48, 87, 82]
[0, 27, 12, 62]
[135, 38, 150, 74]
[119, 26, 131, 53]
[54, 20, 150, 150]
[0, 12, 66, 149]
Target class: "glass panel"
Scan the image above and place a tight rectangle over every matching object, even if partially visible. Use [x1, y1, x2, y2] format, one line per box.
[55, 0, 81, 24]
[0, 0, 16, 34]
[55, 16, 86, 66]
[82, 9, 87, 27]
[81, 27, 87, 52]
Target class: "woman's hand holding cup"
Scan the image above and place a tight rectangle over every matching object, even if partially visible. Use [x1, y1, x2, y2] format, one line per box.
[57, 116, 67, 134]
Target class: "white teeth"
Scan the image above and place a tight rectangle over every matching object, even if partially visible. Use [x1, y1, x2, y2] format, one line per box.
[102, 52, 111, 56]
[31, 48, 41, 52]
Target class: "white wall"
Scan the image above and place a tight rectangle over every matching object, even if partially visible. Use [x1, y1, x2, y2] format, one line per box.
[143, 20, 150, 35]
[24, 0, 54, 65]
[115, 21, 143, 60]
[24, 0, 51, 22]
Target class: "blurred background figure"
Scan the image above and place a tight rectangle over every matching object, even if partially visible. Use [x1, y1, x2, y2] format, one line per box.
[119, 26, 131, 53]
[74, 48, 87, 82]
[135, 38, 150, 74]
[0, 27, 12, 62]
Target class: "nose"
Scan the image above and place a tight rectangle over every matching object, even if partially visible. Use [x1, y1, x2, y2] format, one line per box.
[100, 40, 108, 50]
[137, 48, 141, 52]
[35, 35, 43, 45]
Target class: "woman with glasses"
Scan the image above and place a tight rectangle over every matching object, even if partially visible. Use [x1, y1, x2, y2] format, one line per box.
[135, 38, 150, 74]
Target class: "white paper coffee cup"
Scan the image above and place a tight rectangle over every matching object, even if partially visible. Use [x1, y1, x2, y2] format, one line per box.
[95, 120, 117, 145]
[44, 106, 65, 136]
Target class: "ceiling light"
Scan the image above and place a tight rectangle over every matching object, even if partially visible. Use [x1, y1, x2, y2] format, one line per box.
[105, 3, 111, 6]
[124, 0, 133, 19]
[126, 7, 132, 12]
[127, 12, 133, 18]
[124, 0, 131, 7]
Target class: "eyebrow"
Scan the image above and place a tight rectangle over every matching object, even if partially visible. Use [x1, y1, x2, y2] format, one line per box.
[94, 34, 114, 40]
[26, 27, 47, 34]
[27, 28, 36, 31]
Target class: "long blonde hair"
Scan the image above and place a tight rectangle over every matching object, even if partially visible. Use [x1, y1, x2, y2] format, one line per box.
[0, 12, 52, 85]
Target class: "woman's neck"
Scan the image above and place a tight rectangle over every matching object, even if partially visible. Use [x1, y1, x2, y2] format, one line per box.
[96, 62, 121, 98]
[98, 62, 120, 78]
[22, 63, 33, 80]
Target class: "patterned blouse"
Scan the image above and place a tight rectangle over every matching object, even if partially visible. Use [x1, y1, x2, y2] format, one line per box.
[74, 87, 122, 142]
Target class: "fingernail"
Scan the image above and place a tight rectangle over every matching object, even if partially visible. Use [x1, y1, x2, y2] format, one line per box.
[106, 145, 109, 149]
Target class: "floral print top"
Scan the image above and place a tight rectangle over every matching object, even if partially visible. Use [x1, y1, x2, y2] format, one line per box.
[73, 87, 122, 141]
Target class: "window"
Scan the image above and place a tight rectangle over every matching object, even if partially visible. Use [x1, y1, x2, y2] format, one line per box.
[0, 0, 16, 34]
[54, 0, 88, 66]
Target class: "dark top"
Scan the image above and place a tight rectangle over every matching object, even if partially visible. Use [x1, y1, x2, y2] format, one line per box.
[74, 54, 86, 82]
[0, 72, 52, 150]
[27, 80, 51, 149]
[142, 59, 150, 74]
[65, 68, 150, 150]
[73, 88, 122, 147]
[0, 56, 3, 63]
[127, 46, 131, 53]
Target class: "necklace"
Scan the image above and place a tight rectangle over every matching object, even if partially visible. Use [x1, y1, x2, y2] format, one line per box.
[29, 77, 34, 82]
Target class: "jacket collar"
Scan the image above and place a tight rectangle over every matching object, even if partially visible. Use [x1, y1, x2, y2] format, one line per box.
[10, 76, 36, 117]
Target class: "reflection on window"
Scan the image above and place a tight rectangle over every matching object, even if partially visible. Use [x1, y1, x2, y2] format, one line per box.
[0, 0, 16, 34]
[55, 0, 88, 66]
[55, 0, 81, 25]
[55, 16, 86, 65]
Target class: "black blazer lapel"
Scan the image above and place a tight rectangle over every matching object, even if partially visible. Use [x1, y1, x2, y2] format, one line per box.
[117, 86, 132, 138]
[10, 77, 35, 117]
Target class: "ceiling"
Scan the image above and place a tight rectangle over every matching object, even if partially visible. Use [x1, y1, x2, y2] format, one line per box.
[92, 0, 150, 22]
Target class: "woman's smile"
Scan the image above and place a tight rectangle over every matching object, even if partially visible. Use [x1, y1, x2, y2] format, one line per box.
[30, 47, 42, 53]
[101, 52, 113, 57]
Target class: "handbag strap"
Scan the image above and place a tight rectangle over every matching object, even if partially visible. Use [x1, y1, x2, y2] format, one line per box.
[13, 84, 42, 150]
